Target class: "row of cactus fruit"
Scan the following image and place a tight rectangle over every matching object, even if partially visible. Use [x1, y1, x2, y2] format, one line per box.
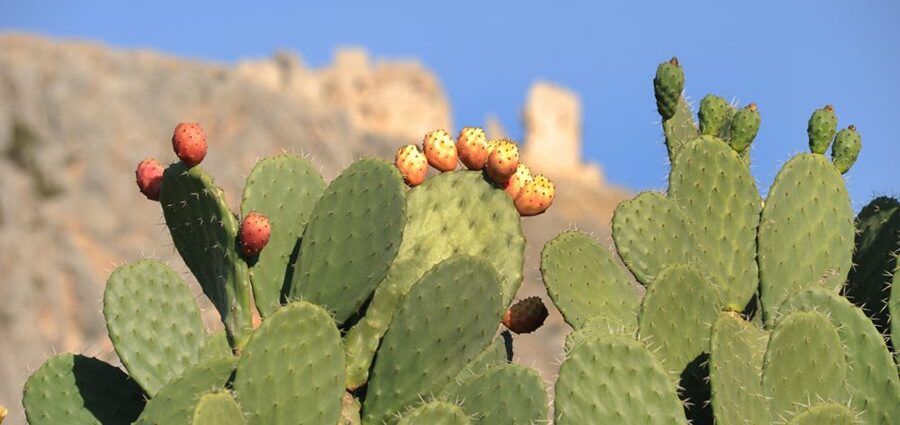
[17, 57, 898, 425]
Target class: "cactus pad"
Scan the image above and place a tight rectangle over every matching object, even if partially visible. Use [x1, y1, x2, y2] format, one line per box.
[160, 162, 252, 348]
[444, 364, 547, 424]
[612, 192, 699, 286]
[397, 401, 471, 425]
[563, 313, 637, 351]
[844, 196, 899, 335]
[241, 154, 325, 317]
[233, 301, 344, 425]
[762, 311, 849, 421]
[786, 403, 856, 425]
[779, 287, 900, 425]
[23, 354, 145, 425]
[555, 335, 688, 425]
[541, 231, 640, 329]
[343, 170, 523, 388]
[638, 264, 721, 380]
[709, 312, 770, 425]
[654, 57, 685, 121]
[191, 391, 246, 425]
[669, 136, 761, 308]
[103, 260, 207, 396]
[440, 338, 508, 398]
[758, 153, 854, 324]
[364, 255, 503, 424]
[663, 97, 699, 163]
[290, 158, 405, 323]
[698, 94, 731, 136]
[135, 356, 238, 425]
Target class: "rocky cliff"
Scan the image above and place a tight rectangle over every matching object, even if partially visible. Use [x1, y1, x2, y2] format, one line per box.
[0, 33, 628, 422]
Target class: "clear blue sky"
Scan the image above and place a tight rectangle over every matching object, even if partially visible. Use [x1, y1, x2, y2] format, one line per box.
[3, 1, 898, 208]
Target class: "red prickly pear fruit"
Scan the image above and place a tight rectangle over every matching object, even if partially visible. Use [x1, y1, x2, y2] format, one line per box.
[422, 129, 458, 172]
[239, 212, 271, 257]
[456, 127, 489, 170]
[172, 122, 207, 167]
[135, 158, 164, 201]
[502, 296, 549, 334]
[395, 144, 428, 186]
[504, 163, 533, 199]
[514, 174, 554, 216]
[486, 139, 519, 184]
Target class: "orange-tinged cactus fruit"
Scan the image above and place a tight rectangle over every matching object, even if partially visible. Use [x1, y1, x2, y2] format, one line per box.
[422, 129, 458, 172]
[457, 127, 489, 170]
[514, 174, 554, 216]
[395, 144, 428, 186]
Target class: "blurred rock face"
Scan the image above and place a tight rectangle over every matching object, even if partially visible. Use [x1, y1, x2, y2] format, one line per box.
[0, 33, 627, 422]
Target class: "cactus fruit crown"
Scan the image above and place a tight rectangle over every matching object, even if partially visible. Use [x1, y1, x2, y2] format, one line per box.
[29, 57, 893, 425]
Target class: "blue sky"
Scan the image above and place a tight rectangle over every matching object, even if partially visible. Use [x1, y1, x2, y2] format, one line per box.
[3, 1, 898, 208]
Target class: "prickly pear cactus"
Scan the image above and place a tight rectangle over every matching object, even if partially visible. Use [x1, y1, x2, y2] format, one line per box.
[540, 57, 888, 425]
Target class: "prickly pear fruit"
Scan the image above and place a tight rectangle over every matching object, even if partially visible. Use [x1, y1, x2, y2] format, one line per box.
[395, 144, 428, 186]
[504, 163, 533, 199]
[457, 127, 490, 170]
[486, 139, 519, 184]
[832, 125, 861, 174]
[0, 404, 6, 423]
[239, 212, 271, 257]
[514, 174, 554, 216]
[728, 103, 760, 153]
[654, 57, 684, 120]
[699, 94, 730, 136]
[135, 158, 164, 201]
[422, 129, 458, 172]
[808, 105, 837, 154]
[502, 296, 549, 334]
[171, 122, 207, 167]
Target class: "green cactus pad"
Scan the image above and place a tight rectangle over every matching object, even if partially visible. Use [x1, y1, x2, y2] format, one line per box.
[845, 196, 899, 335]
[638, 264, 722, 380]
[728, 104, 761, 154]
[779, 287, 900, 425]
[440, 338, 508, 398]
[444, 364, 547, 424]
[709, 312, 770, 425]
[612, 192, 699, 286]
[892, 266, 900, 358]
[762, 311, 849, 421]
[198, 330, 233, 361]
[290, 158, 405, 324]
[563, 313, 638, 351]
[831, 126, 861, 174]
[663, 96, 700, 162]
[757, 153, 854, 324]
[191, 391, 246, 425]
[540, 231, 640, 330]
[669, 136, 761, 308]
[786, 403, 856, 425]
[807, 105, 838, 154]
[103, 260, 206, 396]
[241, 154, 325, 318]
[339, 392, 362, 425]
[364, 255, 504, 424]
[135, 356, 238, 425]
[698, 94, 731, 136]
[343, 170, 523, 388]
[654, 57, 685, 121]
[160, 162, 252, 348]
[555, 335, 688, 425]
[233, 301, 344, 425]
[23, 354, 145, 425]
[396, 401, 471, 425]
